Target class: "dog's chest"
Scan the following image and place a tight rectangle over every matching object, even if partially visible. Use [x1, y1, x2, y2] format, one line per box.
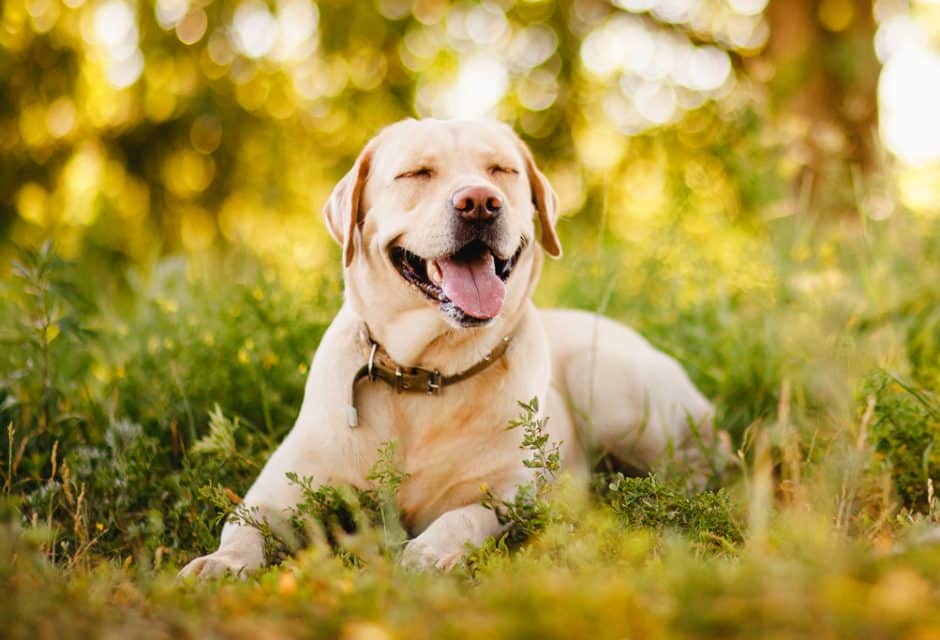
[358, 380, 526, 532]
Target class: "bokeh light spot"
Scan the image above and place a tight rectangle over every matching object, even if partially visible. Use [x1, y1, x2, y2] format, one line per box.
[233, 1, 277, 59]
[818, 0, 855, 32]
[438, 55, 509, 119]
[47, 97, 77, 138]
[880, 47, 940, 164]
[16, 183, 49, 226]
[155, 0, 188, 30]
[176, 9, 207, 45]
[190, 115, 223, 154]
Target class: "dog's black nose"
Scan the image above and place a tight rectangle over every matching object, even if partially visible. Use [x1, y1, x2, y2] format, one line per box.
[449, 185, 503, 223]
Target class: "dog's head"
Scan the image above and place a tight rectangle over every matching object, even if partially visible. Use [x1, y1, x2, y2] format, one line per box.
[323, 118, 561, 331]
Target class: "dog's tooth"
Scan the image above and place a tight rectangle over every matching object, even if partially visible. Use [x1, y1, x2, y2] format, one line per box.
[428, 260, 444, 286]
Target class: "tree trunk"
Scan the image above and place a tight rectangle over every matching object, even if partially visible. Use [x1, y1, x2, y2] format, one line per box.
[760, 0, 880, 212]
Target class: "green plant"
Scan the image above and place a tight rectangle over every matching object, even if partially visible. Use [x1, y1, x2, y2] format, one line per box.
[218, 441, 410, 568]
[0, 242, 96, 490]
[595, 473, 743, 552]
[862, 371, 940, 510]
[481, 398, 563, 547]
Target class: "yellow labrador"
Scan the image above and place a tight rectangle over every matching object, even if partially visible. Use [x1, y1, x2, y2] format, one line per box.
[180, 118, 722, 577]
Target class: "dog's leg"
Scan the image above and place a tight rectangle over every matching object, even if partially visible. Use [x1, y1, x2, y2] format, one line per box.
[178, 429, 326, 579]
[400, 503, 504, 571]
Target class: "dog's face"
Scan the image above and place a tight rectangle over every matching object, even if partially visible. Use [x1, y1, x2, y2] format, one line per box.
[324, 118, 561, 330]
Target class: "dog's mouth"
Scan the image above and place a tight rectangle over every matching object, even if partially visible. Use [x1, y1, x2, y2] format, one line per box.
[390, 239, 524, 326]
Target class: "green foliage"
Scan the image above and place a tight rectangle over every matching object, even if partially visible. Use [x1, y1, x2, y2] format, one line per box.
[365, 441, 411, 553]
[906, 284, 940, 392]
[216, 441, 411, 568]
[2, 175, 940, 637]
[0, 242, 97, 488]
[0, 246, 343, 567]
[863, 371, 940, 510]
[596, 473, 743, 552]
[109, 257, 339, 445]
[481, 398, 562, 547]
[513, 398, 562, 485]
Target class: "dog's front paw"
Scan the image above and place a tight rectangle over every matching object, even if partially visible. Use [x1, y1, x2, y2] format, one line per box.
[401, 539, 464, 572]
[177, 550, 260, 580]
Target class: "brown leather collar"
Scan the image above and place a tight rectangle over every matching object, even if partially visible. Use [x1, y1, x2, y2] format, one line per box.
[346, 330, 512, 427]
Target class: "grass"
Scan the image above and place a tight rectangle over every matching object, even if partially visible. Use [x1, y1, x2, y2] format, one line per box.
[1, 200, 939, 638]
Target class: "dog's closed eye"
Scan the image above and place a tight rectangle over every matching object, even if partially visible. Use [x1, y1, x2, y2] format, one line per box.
[396, 167, 435, 180]
[488, 165, 519, 176]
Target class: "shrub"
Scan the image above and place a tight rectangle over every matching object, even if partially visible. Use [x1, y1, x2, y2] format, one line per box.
[595, 473, 743, 551]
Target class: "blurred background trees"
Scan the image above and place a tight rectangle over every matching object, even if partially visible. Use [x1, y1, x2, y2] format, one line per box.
[762, 0, 880, 209]
[1, 0, 938, 273]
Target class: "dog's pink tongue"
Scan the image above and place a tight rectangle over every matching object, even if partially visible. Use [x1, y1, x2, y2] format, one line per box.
[438, 251, 505, 319]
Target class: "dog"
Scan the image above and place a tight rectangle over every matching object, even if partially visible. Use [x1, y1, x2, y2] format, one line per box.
[179, 118, 724, 577]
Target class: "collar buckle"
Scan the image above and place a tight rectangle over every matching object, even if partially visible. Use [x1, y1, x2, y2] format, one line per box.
[427, 370, 442, 395]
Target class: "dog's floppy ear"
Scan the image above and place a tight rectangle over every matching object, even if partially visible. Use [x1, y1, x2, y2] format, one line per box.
[515, 137, 562, 259]
[323, 139, 376, 267]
